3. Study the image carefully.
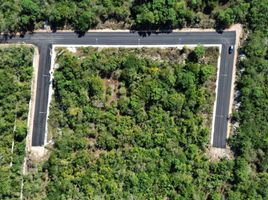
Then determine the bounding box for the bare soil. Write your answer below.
[104,78,120,105]
[209,147,233,161]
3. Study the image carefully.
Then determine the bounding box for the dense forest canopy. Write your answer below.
[0,0,267,199]
[0,46,33,199]
[0,0,266,32]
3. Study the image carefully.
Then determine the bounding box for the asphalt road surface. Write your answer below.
[1,31,235,148]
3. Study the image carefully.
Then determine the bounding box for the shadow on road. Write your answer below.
[135,30,173,37]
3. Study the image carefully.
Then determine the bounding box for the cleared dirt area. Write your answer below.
[209,147,233,161]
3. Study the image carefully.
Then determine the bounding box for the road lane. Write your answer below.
[31,44,51,146]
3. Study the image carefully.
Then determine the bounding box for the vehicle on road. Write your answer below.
[229,45,234,54]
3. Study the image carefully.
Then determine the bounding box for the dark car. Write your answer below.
[229,45,234,54]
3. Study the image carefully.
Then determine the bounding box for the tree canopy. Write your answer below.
[1,0,268,199]
[0,46,33,199]
[0,0,267,33]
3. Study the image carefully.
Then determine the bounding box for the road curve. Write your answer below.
[2,31,236,148]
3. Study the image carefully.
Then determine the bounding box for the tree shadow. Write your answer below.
[132,28,173,37]
[74,30,86,38]
[0,33,8,43]
[19,32,26,38]
[50,20,66,33]
[203,6,213,15]
[187,52,198,63]
[214,19,228,34]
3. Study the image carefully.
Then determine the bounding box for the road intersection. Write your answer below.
[1,31,236,148]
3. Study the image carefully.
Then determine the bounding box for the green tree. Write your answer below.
[19,0,41,31]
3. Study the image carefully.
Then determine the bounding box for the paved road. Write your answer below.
[1,31,235,148]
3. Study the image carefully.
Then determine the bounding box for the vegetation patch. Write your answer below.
[0,46,33,199]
